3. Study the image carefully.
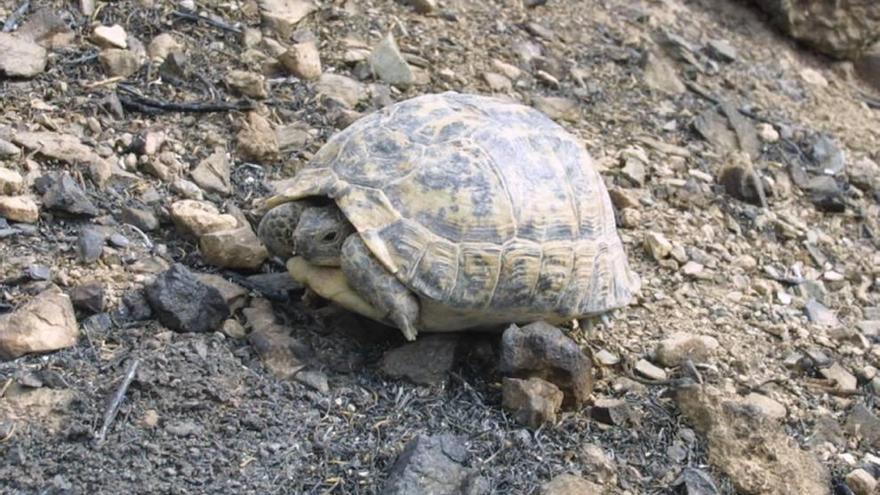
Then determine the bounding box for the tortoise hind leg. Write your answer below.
[340,234,420,341]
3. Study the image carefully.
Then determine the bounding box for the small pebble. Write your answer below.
[634,359,667,381]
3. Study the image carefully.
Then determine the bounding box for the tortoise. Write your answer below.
[257,91,639,341]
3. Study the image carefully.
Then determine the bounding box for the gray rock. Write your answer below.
[621,157,647,187]
[383,434,483,495]
[677,467,720,495]
[190,149,232,196]
[165,420,203,437]
[0,138,21,158]
[846,404,880,448]
[315,73,367,109]
[694,108,738,151]
[108,233,129,248]
[70,282,105,313]
[635,359,667,380]
[591,398,639,426]
[120,206,159,231]
[848,158,880,192]
[145,263,230,333]
[406,0,436,14]
[25,265,52,281]
[806,176,845,212]
[0,33,48,78]
[159,51,187,81]
[705,39,737,62]
[243,272,304,300]
[369,33,415,88]
[642,52,685,94]
[805,299,840,326]
[113,289,153,323]
[819,362,857,391]
[499,322,592,407]
[380,335,458,385]
[294,370,329,393]
[809,134,846,175]
[194,273,249,312]
[77,226,107,263]
[42,173,100,216]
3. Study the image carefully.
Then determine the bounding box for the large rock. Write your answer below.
[749,0,880,60]
[383,434,483,495]
[675,383,829,494]
[0,286,78,360]
[145,264,230,333]
[0,33,48,78]
[499,322,593,407]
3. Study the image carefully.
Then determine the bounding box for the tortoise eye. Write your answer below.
[321,232,338,243]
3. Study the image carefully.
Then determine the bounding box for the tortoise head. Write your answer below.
[257,200,354,267]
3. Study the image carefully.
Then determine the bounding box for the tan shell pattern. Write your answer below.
[273,92,640,319]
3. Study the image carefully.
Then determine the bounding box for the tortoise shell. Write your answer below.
[267,91,639,329]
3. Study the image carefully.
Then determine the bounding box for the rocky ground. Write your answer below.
[1,0,880,493]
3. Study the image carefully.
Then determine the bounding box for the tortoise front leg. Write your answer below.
[340,234,420,341]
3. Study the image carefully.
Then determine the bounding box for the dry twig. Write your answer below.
[117,84,253,114]
[171,9,241,34]
[2,0,30,33]
[94,358,140,446]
